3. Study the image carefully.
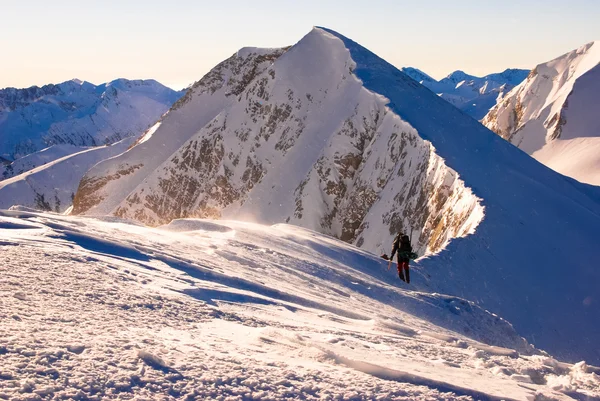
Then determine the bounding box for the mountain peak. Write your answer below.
[483,39,600,183]
[438,70,477,86]
[483,68,530,86]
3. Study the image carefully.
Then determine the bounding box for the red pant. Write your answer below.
[397,260,410,283]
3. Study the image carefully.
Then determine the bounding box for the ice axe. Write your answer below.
[380,249,393,270]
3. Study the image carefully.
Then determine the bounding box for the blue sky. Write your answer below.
[2,0,599,89]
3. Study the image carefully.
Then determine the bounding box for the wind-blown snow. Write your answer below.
[1,209,598,400]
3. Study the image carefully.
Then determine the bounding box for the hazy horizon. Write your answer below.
[2,0,600,91]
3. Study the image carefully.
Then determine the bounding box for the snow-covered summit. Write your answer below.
[439,70,472,86]
[75,27,481,259]
[485,68,531,86]
[0,78,183,161]
[482,40,600,185]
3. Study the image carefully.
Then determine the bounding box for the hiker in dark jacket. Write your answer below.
[388,233,412,283]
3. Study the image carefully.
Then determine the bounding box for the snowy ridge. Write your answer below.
[401,67,437,84]
[1,209,598,400]
[483,41,600,184]
[0,138,134,212]
[0,78,183,161]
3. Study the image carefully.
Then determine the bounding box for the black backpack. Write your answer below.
[399,234,412,252]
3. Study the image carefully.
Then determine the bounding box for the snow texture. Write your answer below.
[1,209,598,400]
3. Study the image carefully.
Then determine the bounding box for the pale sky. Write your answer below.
[2,0,599,90]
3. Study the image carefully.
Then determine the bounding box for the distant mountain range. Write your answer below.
[402,67,530,120]
[0,78,183,212]
[0,78,183,162]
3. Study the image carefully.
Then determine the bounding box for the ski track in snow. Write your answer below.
[1,210,598,400]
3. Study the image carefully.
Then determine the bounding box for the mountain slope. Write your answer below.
[1,144,90,180]
[72,47,289,222]
[72,27,600,364]
[2,209,598,400]
[0,79,182,161]
[319,27,600,364]
[0,138,134,212]
[482,41,600,185]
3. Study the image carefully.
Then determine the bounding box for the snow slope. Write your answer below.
[0,138,134,212]
[532,137,600,185]
[0,79,183,161]
[403,68,529,120]
[1,209,598,400]
[71,27,600,364]
[483,41,600,185]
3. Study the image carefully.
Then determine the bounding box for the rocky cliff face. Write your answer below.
[73,29,483,257]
